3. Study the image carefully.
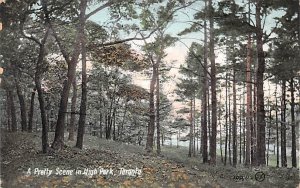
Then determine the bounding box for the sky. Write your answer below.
[86,1,290,120]
[87,1,202,108]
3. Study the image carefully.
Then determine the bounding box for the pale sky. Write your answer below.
[86,1,289,120]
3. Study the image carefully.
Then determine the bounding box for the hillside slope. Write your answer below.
[0,132,299,188]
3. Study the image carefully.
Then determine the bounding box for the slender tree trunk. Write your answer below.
[156,66,161,155]
[208,0,217,165]
[290,78,297,167]
[112,106,117,141]
[224,71,229,165]
[120,101,128,140]
[193,97,196,156]
[281,80,287,167]
[35,28,50,153]
[275,84,279,167]
[36,77,49,153]
[243,84,246,164]
[208,90,211,142]
[201,0,208,163]
[146,64,156,153]
[6,90,12,131]
[188,98,194,157]
[99,112,103,138]
[266,98,271,166]
[245,34,252,166]
[255,0,266,166]
[232,64,237,167]
[228,91,232,165]
[28,88,36,132]
[15,80,27,131]
[8,93,17,132]
[219,92,223,163]
[239,93,243,164]
[75,0,88,149]
[69,79,77,141]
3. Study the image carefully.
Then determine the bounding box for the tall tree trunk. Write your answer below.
[193,97,196,156]
[35,77,48,153]
[266,98,271,166]
[245,0,253,166]
[120,101,128,140]
[275,84,279,167]
[69,79,77,141]
[15,80,27,131]
[75,13,87,149]
[228,90,232,165]
[281,80,287,167]
[8,92,17,132]
[201,9,208,162]
[232,63,237,167]
[255,0,266,166]
[207,89,211,143]
[112,106,117,141]
[219,92,223,163]
[208,0,217,165]
[243,84,246,164]
[99,112,103,138]
[251,79,257,165]
[188,98,194,157]
[156,66,161,155]
[290,78,297,167]
[6,90,12,131]
[51,0,87,150]
[224,70,229,165]
[239,93,243,164]
[146,64,156,153]
[35,28,50,153]
[28,88,36,132]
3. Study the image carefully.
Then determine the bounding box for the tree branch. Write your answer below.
[85,0,115,20]
[177,39,212,78]
[101,28,158,47]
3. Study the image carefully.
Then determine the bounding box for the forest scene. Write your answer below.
[0,0,299,187]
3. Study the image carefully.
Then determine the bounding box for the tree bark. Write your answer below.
[201,5,208,162]
[232,63,237,167]
[51,0,87,150]
[245,35,252,166]
[35,29,50,153]
[255,0,266,166]
[188,98,194,157]
[275,84,279,167]
[239,93,243,164]
[146,64,156,153]
[208,0,217,165]
[228,91,232,165]
[28,88,36,132]
[219,92,223,162]
[6,90,12,131]
[290,78,297,167]
[281,80,287,167]
[120,101,128,140]
[224,70,229,165]
[75,6,87,149]
[68,79,77,141]
[251,78,257,165]
[15,80,27,131]
[156,66,161,155]
[8,90,17,132]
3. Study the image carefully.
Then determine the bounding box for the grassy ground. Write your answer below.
[1,131,299,188]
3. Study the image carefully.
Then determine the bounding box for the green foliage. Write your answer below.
[176,42,204,100]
